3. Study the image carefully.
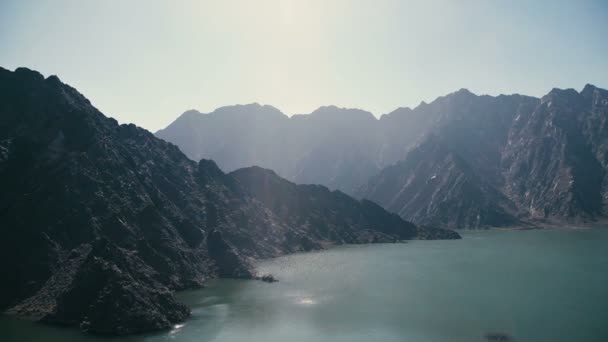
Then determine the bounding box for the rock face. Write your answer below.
[416,226,462,240]
[358,138,520,229]
[0,67,458,335]
[0,67,252,334]
[231,166,423,244]
[360,86,608,228]
[501,86,607,221]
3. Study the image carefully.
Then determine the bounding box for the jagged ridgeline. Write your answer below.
[0,67,458,335]
[359,86,608,228]
[158,85,608,228]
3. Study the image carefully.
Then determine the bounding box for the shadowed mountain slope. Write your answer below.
[232,166,432,244]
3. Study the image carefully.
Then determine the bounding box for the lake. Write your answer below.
[2,228,607,341]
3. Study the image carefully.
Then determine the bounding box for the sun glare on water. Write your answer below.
[295,297,317,305]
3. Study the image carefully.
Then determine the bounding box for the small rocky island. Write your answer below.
[484,332,514,341]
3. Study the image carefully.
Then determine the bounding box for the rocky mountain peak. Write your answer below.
[13,67,45,81]
[213,103,286,119]
[180,109,203,118]
[582,83,598,95]
[309,105,376,121]
[455,88,474,96]
[581,83,608,104]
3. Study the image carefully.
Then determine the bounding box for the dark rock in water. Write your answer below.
[416,226,462,240]
[0,67,458,335]
[255,274,278,283]
[484,331,513,341]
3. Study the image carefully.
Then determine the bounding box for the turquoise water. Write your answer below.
[2,229,608,341]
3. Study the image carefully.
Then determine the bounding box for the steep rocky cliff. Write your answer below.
[360,86,608,228]
[501,85,608,221]
[0,67,264,334]
[358,138,520,229]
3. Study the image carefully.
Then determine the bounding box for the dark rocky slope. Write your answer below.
[0,67,458,335]
[0,67,262,334]
[231,166,460,244]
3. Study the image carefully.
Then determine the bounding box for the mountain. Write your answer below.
[360,85,608,228]
[158,85,608,229]
[231,166,458,243]
[358,138,520,229]
[155,104,288,172]
[501,85,608,220]
[155,92,533,196]
[156,105,412,194]
[0,67,458,335]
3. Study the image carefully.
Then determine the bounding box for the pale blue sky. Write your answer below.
[1,0,607,131]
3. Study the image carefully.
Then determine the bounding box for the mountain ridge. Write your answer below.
[0,66,459,335]
[157,83,608,228]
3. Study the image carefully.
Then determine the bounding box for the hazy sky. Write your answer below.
[1,0,607,131]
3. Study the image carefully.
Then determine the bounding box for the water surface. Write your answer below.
[2,229,607,341]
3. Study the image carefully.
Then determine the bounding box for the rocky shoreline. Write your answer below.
[0,67,460,335]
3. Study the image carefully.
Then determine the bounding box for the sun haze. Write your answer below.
[1,0,606,131]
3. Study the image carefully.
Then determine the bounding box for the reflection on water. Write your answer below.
[294,297,316,305]
[1,228,608,342]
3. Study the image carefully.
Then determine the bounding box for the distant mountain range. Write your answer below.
[0,67,457,335]
[157,85,608,228]
[156,104,390,195]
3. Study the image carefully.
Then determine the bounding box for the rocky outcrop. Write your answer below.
[206,230,254,279]
[0,67,459,335]
[255,274,278,283]
[416,226,462,240]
